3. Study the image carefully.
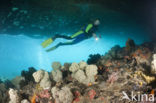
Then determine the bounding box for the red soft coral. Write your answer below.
[88,89,96,100]
[107,72,118,84]
[73,91,81,103]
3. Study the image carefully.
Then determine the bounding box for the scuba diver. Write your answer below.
[41,19,100,52]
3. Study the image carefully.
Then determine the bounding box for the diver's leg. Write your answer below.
[41,37,54,48]
[46,41,75,52]
[53,34,73,40]
[41,34,73,48]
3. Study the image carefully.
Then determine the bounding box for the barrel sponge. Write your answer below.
[39,71,51,89]
[85,65,98,77]
[52,69,63,82]
[85,76,96,84]
[21,99,30,103]
[69,63,79,73]
[51,86,73,103]
[9,88,20,103]
[52,62,62,71]
[72,69,86,83]
[33,70,45,83]
[79,61,88,70]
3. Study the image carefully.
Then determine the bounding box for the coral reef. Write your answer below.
[11,76,25,89]
[39,71,51,89]
[70,62,98,85]
[87,54,101,64]
[51,62,63,82]
[33,70,45,83]
[33,70,51,89]
[104,45,125,60]
[0,83,8,103]
[21,99,30,103]
[1,40,156,103]
[9,88,20,103]
[51,86,73,103]
[125,38,135,53]
[21,67,36,83]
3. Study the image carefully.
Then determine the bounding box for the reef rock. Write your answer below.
[51,86,73,103]
[33,70,44,83]
[0,83,6,92]
[0,83,7,102]
[9,88,20,103]
[104,45,124,60]
[125,38,135,53]
[151,54,156,74]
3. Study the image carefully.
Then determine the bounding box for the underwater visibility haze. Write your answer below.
[0,0,156,103]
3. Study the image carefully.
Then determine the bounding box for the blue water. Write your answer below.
[0,28,150,80]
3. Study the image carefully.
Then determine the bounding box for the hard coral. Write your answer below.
[9,88,20,103]
[52,62,62,71]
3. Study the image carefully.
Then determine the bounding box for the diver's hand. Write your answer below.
[92,33,99,41]
[92,33,97,38]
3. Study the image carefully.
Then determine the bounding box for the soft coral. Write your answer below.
[88,89,96,100]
